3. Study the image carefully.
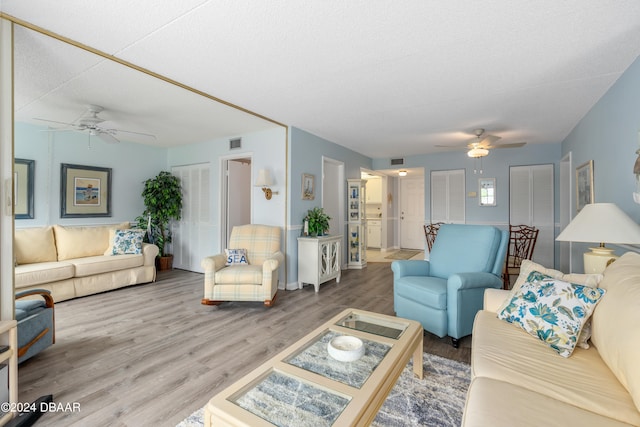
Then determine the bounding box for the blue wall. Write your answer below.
[561,55,640,270]
[15,122,166,227]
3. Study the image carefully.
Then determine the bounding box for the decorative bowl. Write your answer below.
[327,335,365,362]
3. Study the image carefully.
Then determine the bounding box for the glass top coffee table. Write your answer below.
[204,308,423,427]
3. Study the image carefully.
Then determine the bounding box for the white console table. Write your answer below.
[297,235,342,292]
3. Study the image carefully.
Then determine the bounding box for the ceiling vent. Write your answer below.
[390,158,405,166]
[229,138,242,149]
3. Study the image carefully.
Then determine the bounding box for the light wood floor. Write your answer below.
[18,262,471,427]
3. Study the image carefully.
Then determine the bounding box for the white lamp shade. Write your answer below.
[255,169,272,187]
[556,203,640,244]
[468,147,489,158]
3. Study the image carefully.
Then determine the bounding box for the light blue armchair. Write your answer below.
[392,224,508,347]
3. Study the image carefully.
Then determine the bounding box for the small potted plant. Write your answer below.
[136,171,183,270]
[304,207,331,237]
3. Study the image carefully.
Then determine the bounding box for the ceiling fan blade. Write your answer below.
[97,131,120,144]
[489,142,527,149]
[109,128,157,140]
[33,117,76,127]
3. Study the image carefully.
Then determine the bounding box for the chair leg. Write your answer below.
[264,292,278,308]
[451,337,460,348]
[201,299,222,306]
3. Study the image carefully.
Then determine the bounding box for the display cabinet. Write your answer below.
[347,179,367,269]
[297,235,342,292]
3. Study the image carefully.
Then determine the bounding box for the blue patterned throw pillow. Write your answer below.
[110,229,144,255]
[225,248,249,266]
[498,271,605,357]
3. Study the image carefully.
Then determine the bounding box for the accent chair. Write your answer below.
[201,224,284,307]
[16,289,55,364]
[392,224,508,347]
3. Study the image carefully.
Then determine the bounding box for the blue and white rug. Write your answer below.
[177,353,470,427]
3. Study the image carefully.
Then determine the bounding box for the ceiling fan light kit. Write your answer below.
[467,146,489,158]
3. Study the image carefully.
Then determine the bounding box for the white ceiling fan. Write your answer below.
[34,104,156,144]
[437,128,526,157]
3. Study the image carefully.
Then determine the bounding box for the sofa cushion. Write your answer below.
[54,222,130,260]
[463,377,632,427]
[15,227,57,264]
[108,229,145,255]
[497,273,605,357]
[591,251,640,411]
[70,254,143,277]
[15,300,45,321]
[15,261,75,288]
[394,276,447,309]
[215,265,263,285]
[471,310,640,425]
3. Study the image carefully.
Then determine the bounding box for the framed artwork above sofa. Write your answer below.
[60,163,112,218]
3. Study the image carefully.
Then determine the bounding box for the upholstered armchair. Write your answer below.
[201,224,284,307]
[16,289,55,364]
[392,224,508,347]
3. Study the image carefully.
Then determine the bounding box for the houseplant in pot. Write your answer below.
[136,171,183,270]
[304,207,331,236]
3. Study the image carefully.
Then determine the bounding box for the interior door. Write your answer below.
[400,177,425,249]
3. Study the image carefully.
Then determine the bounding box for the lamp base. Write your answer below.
[583,246,618,274]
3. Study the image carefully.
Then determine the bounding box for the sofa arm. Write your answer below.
[142,243,159,266]
[447,272,503,291]
[391,260,430,278]
[201,254,227,273]
[263,251,285,272]
[484,288,511,313]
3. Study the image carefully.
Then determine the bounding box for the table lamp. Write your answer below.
[556,203,640,273]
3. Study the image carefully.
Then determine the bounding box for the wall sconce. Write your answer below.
[255,169,279,200]
[398,170,407,177]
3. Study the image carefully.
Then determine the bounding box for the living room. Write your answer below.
[2,2,640,426]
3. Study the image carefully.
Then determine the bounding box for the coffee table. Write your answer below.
[204,308,423,427]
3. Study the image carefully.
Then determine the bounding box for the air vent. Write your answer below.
[229,138,242,149]
[390,158,404,166]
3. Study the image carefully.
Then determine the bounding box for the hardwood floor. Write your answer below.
[17,262,471,427]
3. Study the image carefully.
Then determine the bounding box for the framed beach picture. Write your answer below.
[14,158,34,219]
[302,173,315,200]
[576,160,594,212]
[61,163,112,217]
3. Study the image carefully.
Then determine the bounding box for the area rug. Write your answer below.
[385,249,422,260]
[177,353,470,427]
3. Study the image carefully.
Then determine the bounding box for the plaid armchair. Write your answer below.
[201,224,284,307]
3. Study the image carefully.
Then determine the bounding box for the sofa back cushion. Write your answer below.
[429,224,506,278]
[591,251,640,411]
[15,226,57,264]
[228,224,281,265]
[54,222,130,260]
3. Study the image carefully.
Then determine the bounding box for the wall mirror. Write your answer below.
[479,178,496,206]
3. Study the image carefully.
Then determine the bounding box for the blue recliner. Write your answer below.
[16,289,55,364]
[391,224,508,347]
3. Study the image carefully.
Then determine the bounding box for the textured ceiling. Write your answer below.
[3,1,640,156]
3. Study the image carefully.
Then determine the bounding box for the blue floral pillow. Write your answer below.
[110,229,144,255]
[225,248,249,266]
[498,271,606,357]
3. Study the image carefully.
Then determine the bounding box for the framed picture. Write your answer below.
[576,160,594,212]
[478,177,496,206]
[14,158,34,219]
[302,173,315,200]
[61,163,112,218]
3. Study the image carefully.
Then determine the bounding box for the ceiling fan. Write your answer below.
[437,128,526,157]
[34,104,156,144]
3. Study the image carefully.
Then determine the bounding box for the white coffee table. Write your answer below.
[204,308,423,427]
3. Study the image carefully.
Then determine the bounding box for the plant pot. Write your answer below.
[156,255,174,271]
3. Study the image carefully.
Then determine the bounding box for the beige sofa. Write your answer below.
[15,223,159,302]
[462,252,640,427]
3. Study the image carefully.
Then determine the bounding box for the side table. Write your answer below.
[297,235,342,292]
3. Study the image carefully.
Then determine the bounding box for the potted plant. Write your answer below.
[136,171,183,270]
[304,207,331,236]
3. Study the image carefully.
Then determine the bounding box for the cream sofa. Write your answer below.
[462,252,640,427]
[15,223,159,302]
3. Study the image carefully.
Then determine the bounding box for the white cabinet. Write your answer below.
[347,179,367,269]
[297,235,342,292]
[366,178,382,203]
[0,321,17,427]
[367,220,381,248]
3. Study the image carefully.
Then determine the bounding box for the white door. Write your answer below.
[171,163,214,273]
[431,169,465,223]
[510,164,555,268]
[400,177,425,249]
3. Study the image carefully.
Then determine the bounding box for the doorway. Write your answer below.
[221,156,252,248]
[400,175,425,249]
[559,153,572,271]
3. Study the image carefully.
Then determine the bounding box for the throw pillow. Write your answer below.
[225,248,249,266]
[500,260,603,349]
[498,271,605,358]
[108,229,145,255]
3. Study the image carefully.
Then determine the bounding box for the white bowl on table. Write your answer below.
[327,335,365,362]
